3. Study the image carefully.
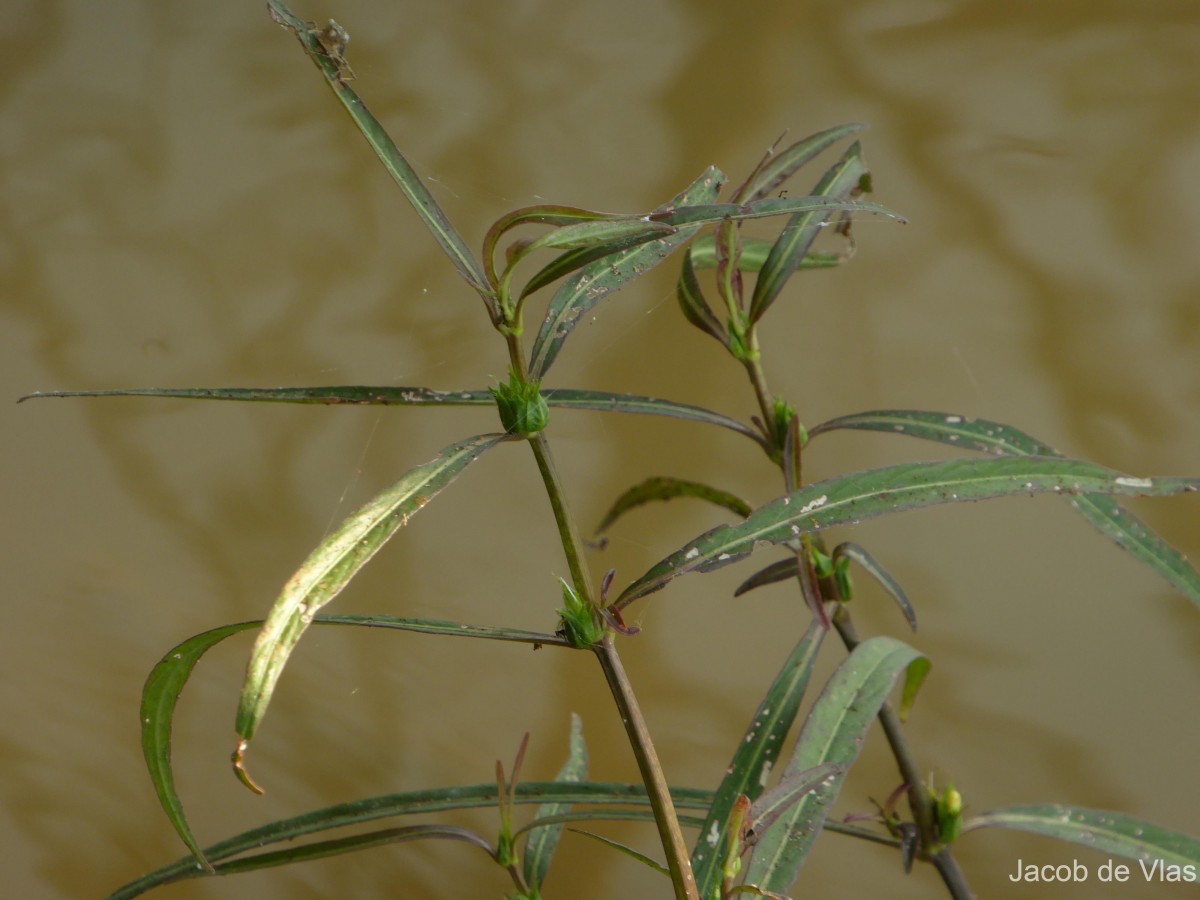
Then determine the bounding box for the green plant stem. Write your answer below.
[527,433,593,601]
[520,393,696,898]
[832,608,975,900]
[593,635,700,900]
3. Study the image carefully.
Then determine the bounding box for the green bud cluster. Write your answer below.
[490,369,550,437]
[556,578,604,648]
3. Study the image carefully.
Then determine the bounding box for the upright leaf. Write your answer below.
[234,433,507,789]
[529,166,727,377]
[749,141,869,324]
[691,622,826,897]
[742,637,926,892]
[617,457,1200,609]
[266,1,491,294]
[523,714,589,891]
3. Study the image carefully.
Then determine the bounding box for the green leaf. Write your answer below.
[523,714,588,891]
[677,245,727,344]
[733,123,866,203]
[964,805,1200,870]
[266,1,490,295]
[688,236,845,274]
[141,614,565,868]
[595,476,752,535]
[482,205,615,288]
[749,141,868,325]
[733,559,798,598]
[521,231,675,301]
[691,622,826,897]
[142,623,261,873]
[617,457,1200,609]
[529,166,727,378]
[649,195,905,230]
[567,830,670,877]
[18,386,764,446]
[743,637,926,892]
[810,410,1200,611]
[111,780,716,898]
[832,542,917,631]
[234,433,507,786]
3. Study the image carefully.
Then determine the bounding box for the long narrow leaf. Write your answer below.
[234,433,507,786]
[140,615,566,867]
[743,637,926,891]
[810,410,1200,611]
[112,781,717,898]
[749,141,868,324]
[19,386,764,446]
[964,805,1200,870]
[649,196,905,229]
[617,457,1200,609]
[596,476,752,535]
[688,236,845,274]
[734,123,866,204]
[523,713,589,891]
[266,1,490,294]
[691,622,826,896]
[529,166,727,378]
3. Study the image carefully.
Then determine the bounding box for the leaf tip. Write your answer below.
[232,738,266,795]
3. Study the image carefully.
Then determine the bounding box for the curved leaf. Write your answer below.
[832,542,917,632]
[596,476,752,535]
[141,615,566,865]
[482,205,614,288]
[691,622,826,896]
[734,558,798,598]
[529,166,727,378]
[743,637,926,892]
[266,1,490,295]
[677,244,726,343]
[617,456,1200,609]
[235,433,507,786]
[963,805,1200,870]
[810,410,1200,611]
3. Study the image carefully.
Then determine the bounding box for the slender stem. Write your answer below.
[527,433,593,601]
[594,636,700,900]
[833,609,975,900]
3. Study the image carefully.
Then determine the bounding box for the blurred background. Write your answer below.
[4,1,1198,897]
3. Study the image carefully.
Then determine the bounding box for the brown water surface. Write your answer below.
[5,2,1198,898]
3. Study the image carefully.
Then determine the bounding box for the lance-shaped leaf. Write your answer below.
[691,622,826,897]
[234,433,506,787]
[617,457,1200,609]
[595,476,752,535]
[496,214,677,304]
[521,230,678,300]
[19,386,764,447]
[743,637,927,892]
[749,141,869,325]
[733,123,866,204]
[523,713,588,891]
[648,195,904,230]
[676,244,726,343]
[142,614,566,864]
[688,236,845,274]
[810,410,1200,612]
[266,1,490,295]
[529,166,727,378]
[963,805,1200,870]
[482,205,615,288]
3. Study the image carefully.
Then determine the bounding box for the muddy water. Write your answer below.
[5,2,1198,898]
